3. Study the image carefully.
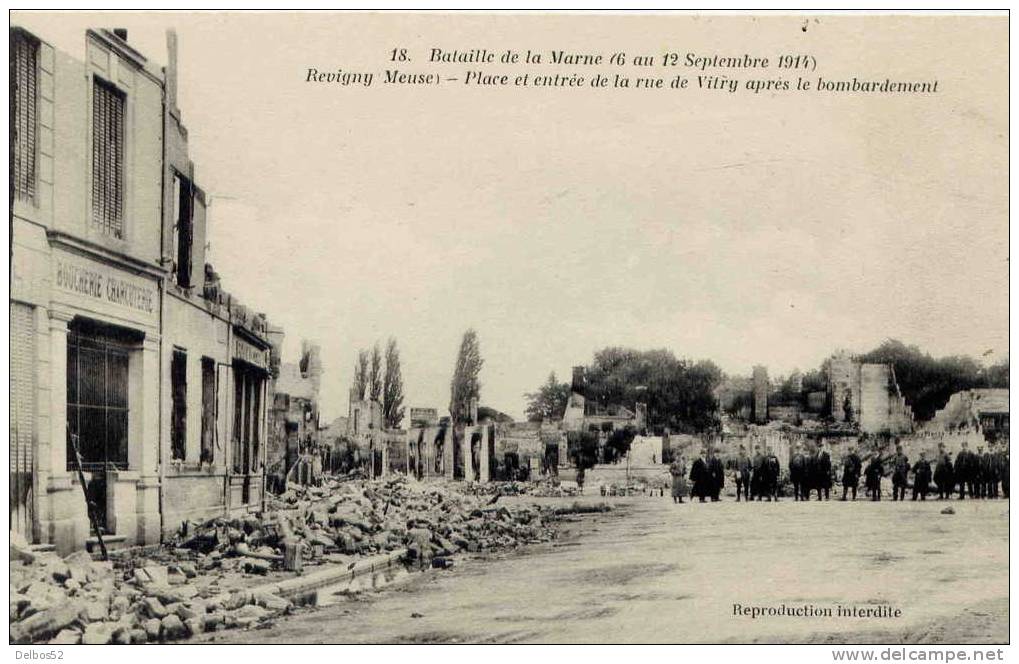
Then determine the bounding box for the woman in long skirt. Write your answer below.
[669,455,689,503]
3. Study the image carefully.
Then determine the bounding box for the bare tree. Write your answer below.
[383,337,406,429]
[449,328,483,424]
[353,349,370,400]
[369,342,382,402]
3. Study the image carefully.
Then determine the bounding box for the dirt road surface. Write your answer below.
[200,495,1008,644]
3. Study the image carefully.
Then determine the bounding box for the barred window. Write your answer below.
[67,331,130,472]
[12,30,39,202]
[91,78,125,238]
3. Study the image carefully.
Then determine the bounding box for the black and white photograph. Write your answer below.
[7,8,1010,653]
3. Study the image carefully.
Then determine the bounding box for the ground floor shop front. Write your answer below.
[10,236,272,554]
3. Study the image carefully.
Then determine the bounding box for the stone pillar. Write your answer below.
[442,428,454,479]
[135,334,162,546]
[478,427,490,484]
[43,310,87,554]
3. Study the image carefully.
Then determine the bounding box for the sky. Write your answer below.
[14,12,1008,421]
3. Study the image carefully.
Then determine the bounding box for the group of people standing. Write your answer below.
[666,438,1009,504]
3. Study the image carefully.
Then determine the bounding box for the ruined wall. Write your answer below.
[828,353,861,423]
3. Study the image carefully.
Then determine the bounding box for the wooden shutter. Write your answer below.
[91,78,125,238]
[12,30,38,202]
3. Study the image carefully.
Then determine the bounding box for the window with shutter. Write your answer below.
[12,30,39,203]
[91,78,126,238]
[173,173,194,288]
[171,350,187,461]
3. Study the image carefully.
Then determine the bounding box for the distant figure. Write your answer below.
[979,444,995,499]
[865,454,884,501]
[789,443,807,501]
[689,448,711,503]
[955,441,976,499]
[576,467,585,495]
[707,448,725,502]
[912,451,932,501]
[812,441,832,501]
[735,445,753,502]
[975,444,987,498]
[891,444,910,502]
[765,445,781,501]
[988,441,1003,498]
[841,445,862,501]
[669,455,688,504]
[751,444,766,501]
[1000,444,1010,498]
[933,445,954,500]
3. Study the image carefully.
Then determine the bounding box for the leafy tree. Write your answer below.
[580,347,723,434]
[567,430,600,471]
[368,343,382,402]
[983,358,1009,388]
[382,338,405,429]
[353,349,370,400]
[449,328,483,424]
[524,372,571,422]
[605,425,637,463]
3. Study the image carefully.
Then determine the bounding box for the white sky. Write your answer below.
[14,12,1008,421]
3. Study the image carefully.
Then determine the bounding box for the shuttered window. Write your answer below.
[91,78,125,238]
[12,30,39,202]
[170,350,187,461]
[172,174,194,288]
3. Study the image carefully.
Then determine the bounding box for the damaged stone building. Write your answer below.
[10,26,278,553]
[266,340,322,489]
[826,351,914,434]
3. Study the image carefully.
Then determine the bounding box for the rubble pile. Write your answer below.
[250,476,562,561]
[463,478,581,498]
[10,477,566,644]
[10,533,294,645]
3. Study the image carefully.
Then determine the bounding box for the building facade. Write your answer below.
[10,26,277,553]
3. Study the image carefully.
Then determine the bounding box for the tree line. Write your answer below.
[351,338,405,429]
[524,340,1009,432]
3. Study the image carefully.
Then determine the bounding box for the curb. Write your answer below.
[252,548,409,598]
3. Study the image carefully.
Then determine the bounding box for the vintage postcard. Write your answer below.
[7,9,1009,653]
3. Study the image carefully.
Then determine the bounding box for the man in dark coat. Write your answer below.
[735,445,753,502]
[764,445,781,501]
[979,444,996,499]
[707,448,725,502]
[933,445,954,500]
[789,443,807,501]
[751,444,766,501]
[1000,443,1010,498]
[955,441,975,499]
[989,441,1004,498]
[891,444,910,501]
[841,445,862,501]
[911,451,932,501]
[689,448,710,502]
[812,441,832,501]
[865,454,884,501]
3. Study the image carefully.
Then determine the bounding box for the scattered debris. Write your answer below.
[10,477,571,644]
